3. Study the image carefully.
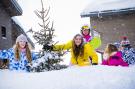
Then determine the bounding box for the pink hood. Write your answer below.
[83,35,92,42]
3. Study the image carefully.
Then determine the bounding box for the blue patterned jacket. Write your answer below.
[0,48,38,71]
[122,48,135,65]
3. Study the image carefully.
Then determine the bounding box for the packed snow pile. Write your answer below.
[0,65,135,89]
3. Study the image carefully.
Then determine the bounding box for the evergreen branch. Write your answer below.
[44,21,50,29]
[34,10,42,19]
[38,23,44,28]
[44,6,50,18]
[45,17,50,22]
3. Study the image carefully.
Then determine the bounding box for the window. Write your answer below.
[1,26,6,38]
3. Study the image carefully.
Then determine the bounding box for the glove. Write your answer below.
[92,63,98,65]
[42,44,53,50]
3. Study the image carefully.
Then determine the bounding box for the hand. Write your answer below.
[92,63,98,65]
[42,44,53,50]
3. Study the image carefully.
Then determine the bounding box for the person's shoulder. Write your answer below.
[116,51,122,56]
[128,48,135,54]
[2,48,14,52]
[84,43,93,49]
[130,48,135,51]
[1,48,14,55]
[84,43,91,46]
[117,51,122,54]
[8,48,15,52]
[9,48,14,50]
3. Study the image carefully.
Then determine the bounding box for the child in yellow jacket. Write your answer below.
[43,34,98,66]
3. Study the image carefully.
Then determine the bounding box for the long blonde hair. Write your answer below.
[104,43,118,57]
[14,42,32,63]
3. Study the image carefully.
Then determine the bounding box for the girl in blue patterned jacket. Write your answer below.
[0,34,38,72]
[120,36,135,65]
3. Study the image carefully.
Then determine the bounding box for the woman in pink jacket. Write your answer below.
[102,44,128,66]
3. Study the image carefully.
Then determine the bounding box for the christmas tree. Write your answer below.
[27,0,68,72]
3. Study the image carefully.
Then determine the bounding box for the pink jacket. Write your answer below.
[102,51,128,66]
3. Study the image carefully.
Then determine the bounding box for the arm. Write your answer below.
[31,52,39,61]
[0,48,13,60]
[53,40,72,51]
[102,60,108,65]
[102,53,109,65]
[89,36,101,50]
[117,51,128,66]
[86,44,98,64]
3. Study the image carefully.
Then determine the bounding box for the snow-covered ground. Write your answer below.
[0,65,135,89]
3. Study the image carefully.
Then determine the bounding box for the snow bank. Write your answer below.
[0,65,135,89]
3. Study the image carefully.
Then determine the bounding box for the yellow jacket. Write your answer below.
[53,41,98,66]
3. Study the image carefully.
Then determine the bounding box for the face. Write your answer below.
[119,46,124,51]
[74,35,82,46]
[82,29,89,35]
[18,41,27,49]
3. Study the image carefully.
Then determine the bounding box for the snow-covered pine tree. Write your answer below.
[26,0,68,72]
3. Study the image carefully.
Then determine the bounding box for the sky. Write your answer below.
[0,65,135,89]
[16,0,91,51]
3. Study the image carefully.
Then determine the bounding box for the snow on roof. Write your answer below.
[81,0,135,17]
[11,17,24,29]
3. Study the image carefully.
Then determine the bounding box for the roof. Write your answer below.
[81,0,135,17]
[0,0,22,16]
[11,17,35,49]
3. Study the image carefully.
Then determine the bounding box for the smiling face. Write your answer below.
[74,35,83,46]
[18,41,27,49]
[82,29,90,36]
[16,34,28,49]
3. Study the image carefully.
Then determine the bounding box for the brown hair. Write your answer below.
[104,43,118,56]
[14,42,32,63]
[72,34,84,59]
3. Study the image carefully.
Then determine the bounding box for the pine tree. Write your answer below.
[26,0,68,72]
[30,0,54,45]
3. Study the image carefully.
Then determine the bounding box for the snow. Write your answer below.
[1,65,135,89]
[11,17,24,30]
[81,0,135,15]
